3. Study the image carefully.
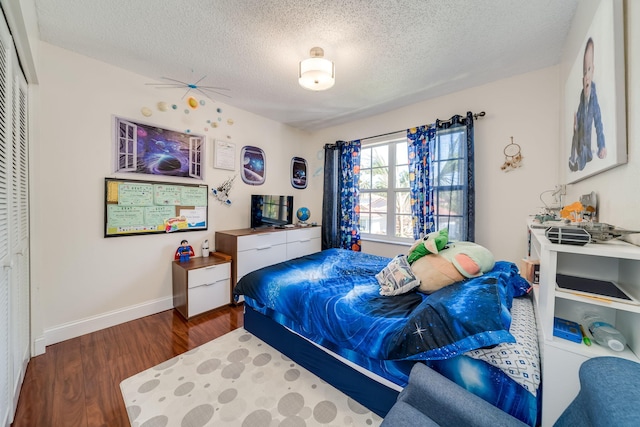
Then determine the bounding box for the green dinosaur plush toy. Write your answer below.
[407,228,449,264]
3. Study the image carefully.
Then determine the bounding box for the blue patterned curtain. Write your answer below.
[408,126,436,239]
[340,140,361,251]
[321,140,361,251]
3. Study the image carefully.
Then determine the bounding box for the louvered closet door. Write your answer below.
[0,14,12,427]
[0,12,29,426]
[9,60,29,420]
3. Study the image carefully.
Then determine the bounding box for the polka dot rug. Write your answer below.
[120,328,383,426]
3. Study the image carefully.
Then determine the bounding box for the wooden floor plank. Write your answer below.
[51,338,89,427]
[12,305,244,426]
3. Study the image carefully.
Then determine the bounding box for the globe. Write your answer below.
[296,207,310,223]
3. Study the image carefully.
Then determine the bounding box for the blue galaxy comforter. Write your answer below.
[234,248,530,361]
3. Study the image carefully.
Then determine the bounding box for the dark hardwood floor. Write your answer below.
[11,305,244,427]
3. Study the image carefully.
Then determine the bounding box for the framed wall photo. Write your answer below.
[240,145,266,185]
[291,157,307,189]
[214,140,236,170]
[113,116,205,180]
[563,0,627,183]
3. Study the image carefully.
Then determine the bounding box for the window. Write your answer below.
[359,125,469,243]
[431,127,469,241]
[359,134,412,242]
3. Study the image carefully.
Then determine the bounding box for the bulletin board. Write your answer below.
[105,178,208,237]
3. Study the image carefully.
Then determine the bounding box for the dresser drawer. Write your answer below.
[236,246,286,279]
[188,279,229,316]
[188,263,230,289]
[286,227,321,242]
[286,238,321,260]
[237,232,286,252]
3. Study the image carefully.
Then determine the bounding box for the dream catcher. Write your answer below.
[501,136,523,172]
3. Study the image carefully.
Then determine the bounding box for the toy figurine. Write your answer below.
[175,239,195,262]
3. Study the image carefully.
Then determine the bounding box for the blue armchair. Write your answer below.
[381,363,528,426]
[554,356,640,427]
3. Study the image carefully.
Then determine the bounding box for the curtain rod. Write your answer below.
[359,111,486,142]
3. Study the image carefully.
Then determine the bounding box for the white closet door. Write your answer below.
[0,11,29,425]
[0,14,12,426]
[9,62,29,419]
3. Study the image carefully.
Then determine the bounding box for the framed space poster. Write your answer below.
[563,0,626,183]
[241,145,266,185]
[291,157,307,189]
[113,116,205,180]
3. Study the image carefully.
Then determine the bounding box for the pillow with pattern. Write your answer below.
[376,255,421,296]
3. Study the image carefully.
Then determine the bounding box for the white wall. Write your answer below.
[311,67,561,262]
[31,42,321,349]
[560,0,640,238]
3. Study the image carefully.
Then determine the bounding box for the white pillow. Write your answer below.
[376,255,421,296]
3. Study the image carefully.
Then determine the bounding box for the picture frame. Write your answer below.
[113,116,205,180]
[240,145,266,185]
[291,157,308,189]
[104,177,208,238]
[214,140,236,170]
[563,0,626,183]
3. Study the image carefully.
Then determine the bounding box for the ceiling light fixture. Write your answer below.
[298,47,335,91]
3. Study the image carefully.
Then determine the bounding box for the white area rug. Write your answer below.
[120,328,383,426]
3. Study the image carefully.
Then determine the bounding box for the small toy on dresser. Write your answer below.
[175,239,195,262]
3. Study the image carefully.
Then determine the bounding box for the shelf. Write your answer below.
[546,335,639,362]
[555,286,640,313]
[530,226,640,260]
[528,220,640,426]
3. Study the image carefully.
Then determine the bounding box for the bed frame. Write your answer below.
[243,304,400,417]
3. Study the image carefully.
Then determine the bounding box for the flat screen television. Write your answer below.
[251,195,294,229]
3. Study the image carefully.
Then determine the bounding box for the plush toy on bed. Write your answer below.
[407,227,450,263]
[376,228,495,296]
[408,229,495,294]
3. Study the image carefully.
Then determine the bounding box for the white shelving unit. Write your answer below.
[527,224,640,426]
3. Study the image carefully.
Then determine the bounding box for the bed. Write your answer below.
[234,248,541,426]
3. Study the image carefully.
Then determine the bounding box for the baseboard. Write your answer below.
[33,336,46,356]
[43,296,174,349]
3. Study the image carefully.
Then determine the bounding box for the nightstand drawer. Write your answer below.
[188,279,229,316]
[188,263,230,289]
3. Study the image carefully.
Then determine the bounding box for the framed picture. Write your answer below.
[214,140,236,170]
[104,177,208,238]
[113,116,205,180]
[563,0,626,183]
[240,145,266,185]
[291,157,307,189]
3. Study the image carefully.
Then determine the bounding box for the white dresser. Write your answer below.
[215,226,322,299]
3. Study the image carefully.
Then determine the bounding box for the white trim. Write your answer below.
[32,336,45,356]
[42,296,174,349]
[360,236,412,246]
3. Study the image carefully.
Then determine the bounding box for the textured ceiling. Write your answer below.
[34,0,578,131]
